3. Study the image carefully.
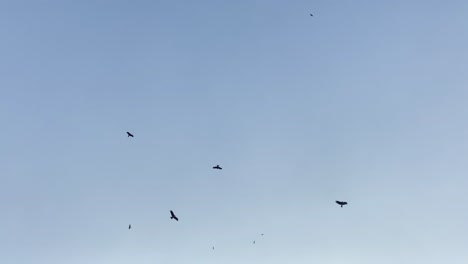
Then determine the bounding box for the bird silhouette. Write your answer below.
[310,13,313,16]
[127,132,134,137]
[128,224,131,229]
[213,165,222,170]
[336,201,348,207]
[170,210,179,221]
[253,240,256,244]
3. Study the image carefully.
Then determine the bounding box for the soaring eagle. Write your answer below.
[170,210,179,221]
[212,165,222,170]
[336,201,348,208]
[127,132,134,137]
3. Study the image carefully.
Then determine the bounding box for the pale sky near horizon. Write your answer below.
[1,1,468,263]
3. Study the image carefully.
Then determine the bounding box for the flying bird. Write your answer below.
[253,240,256,244]
[127,132,134,137]
[213,165,222,170]
[170,210,179,221]
[336,201,348,207]
[128,224,131,229]
[310,13,313,16]
[212,247,215,250]
[261,234,264,236]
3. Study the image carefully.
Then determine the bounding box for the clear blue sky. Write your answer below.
[1,0,468,263]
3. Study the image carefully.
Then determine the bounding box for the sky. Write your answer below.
[1,0,468,263]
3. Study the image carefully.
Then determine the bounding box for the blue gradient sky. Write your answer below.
[1,1,468,263]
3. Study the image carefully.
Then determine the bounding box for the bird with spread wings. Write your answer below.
[170,210,179,221]
[336,201,348,207]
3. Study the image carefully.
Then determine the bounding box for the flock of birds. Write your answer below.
[125,131,348,249]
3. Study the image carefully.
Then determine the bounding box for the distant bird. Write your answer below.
[261,234,264,236]
[127,132,134,137]
[310,13,313,16]
[212,247,215,250]
[253,240,256,244]
[128,224,131,229]
[170,210,179,221]
[213,165,222,170]
[336,201,348,207]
